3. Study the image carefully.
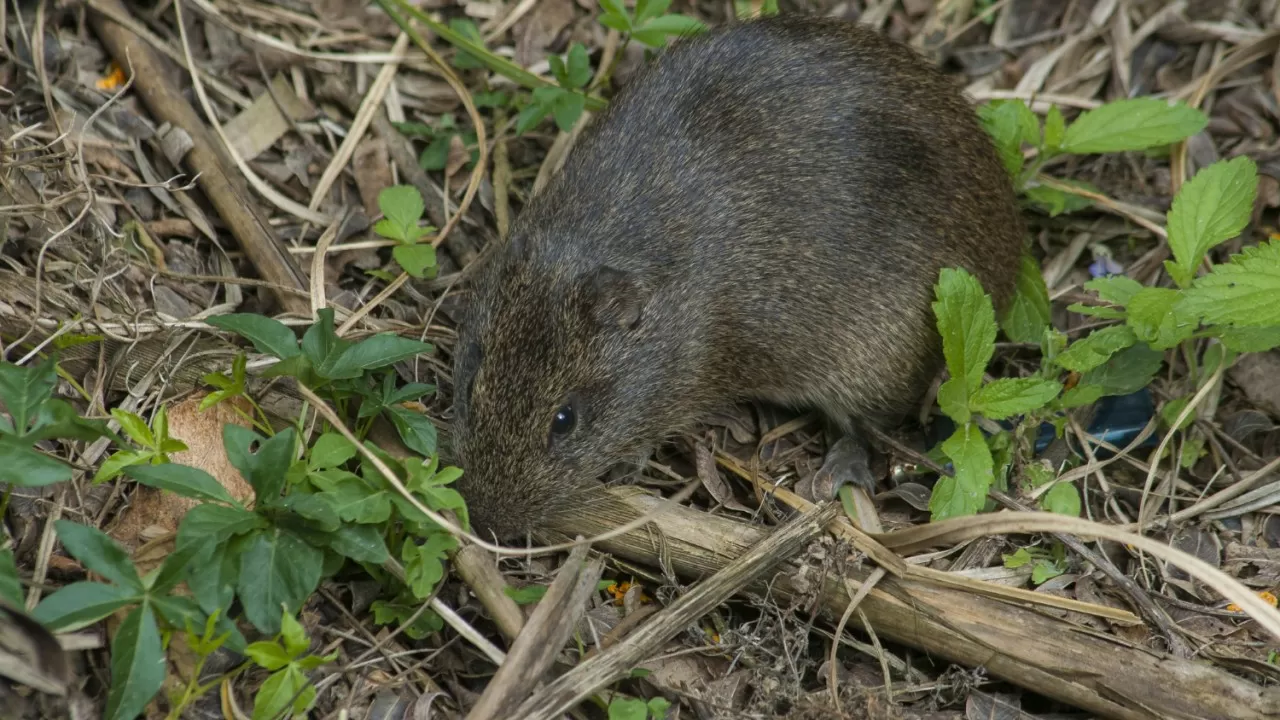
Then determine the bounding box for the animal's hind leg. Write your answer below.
[800,421,879,501]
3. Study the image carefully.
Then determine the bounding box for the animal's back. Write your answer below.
[512,15,1025,425]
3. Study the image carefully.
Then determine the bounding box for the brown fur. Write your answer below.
[450,15,1026,539]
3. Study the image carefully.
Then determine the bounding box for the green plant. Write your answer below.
[597,0,707,49]
[1002,544,1068,585]
[607,694,671,720]
[94,404,189,483]
[245,609,337,720]
[516,42,594,134]
[371,185,438,279]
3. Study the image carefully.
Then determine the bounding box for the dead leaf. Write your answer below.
[695,438,751,514]
[514,0,575,67]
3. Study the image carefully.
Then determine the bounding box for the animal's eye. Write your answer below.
[549,402,577,438]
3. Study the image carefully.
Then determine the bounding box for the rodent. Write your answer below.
[449,14,1026,540]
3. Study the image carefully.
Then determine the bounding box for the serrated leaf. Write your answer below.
[1084,275,1144,305]
[0,435,73,486]
[1042,482,1081,516]
[1059,98,1207,154]
[1125,287,1196,349]
[1000,254,1051,344]
[393,243,437,278]
[237,531,323,635]
[1216,325,1280,352]
[1165,155,1258,287]
[104,604,165,720]
[207,314,301,360]
[1178,239,1280,328]
[930,424,993,521]
[932,268,997,410]
[1054,325,1137,372]
[971,378,1062,419]
[55,520,142,592]
[978,99,1039,176]
[125,464,239,506]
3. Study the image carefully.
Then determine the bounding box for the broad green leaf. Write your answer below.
[1178,239,1280,328]
[932,267,997,406]
[110,409,155,449]
[182,540,239,618]
[300,308,345,370]
[1041,482,1081,516]
[936,377,970,424]
[1164,155,1258,287]
[320,477,393,524]
[551,91,586,132]
[930,423,994,521]
[0,548,21,608]
[0,357,56,435]
[1055,383,1105,409]
[55,520,142,592]
[377,186,424,238]
[1216,325,1280,352]
[32,581,135,631]
[150,595,205,637]
[515,102,549,135]
[253,666,315,720]
[149,542,205,595]
[392,244,437,278]
[327,523,389,564]
[634,0,672,24]
[277,493,341,532]
[1000,254,1052,344]
[245,641,291,671]
[94,449,150,485]
[599,12,632,33]
[26,399,114,444]
[971,378,1062,419]
[224,425,296,503]
[0,435,73,486]
[1084,275,1144,305]
[104,604,165,720]
[608,697,648,720]
[597,0,630,26]
[125,464,239,506]
[176,503,263,549]
[548,54,569,88]
[207,314,301,360]
[387,405,439,456]
[322,334,434,379]
[237,531,323,635]
[1059,98,1207,154]
[1126,287,1197,349]
[1054,325,1137,373]
[1080,342,1164,396]
[309,433,358,470]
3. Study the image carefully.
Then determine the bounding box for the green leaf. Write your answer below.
[638,11,707,37]
[309,433,358,470]
[1055,383,1105,409]
[25,398,115,445]
[1084,275,1144,305]
[1080,342,1164,396]
[1054,325,1138,373]
[931,423,993,521]
[551,91,586,133]
[936,377,970,424]
[0,548,21,608]
[31,581,135,631]
[1125,287,1196,349]
[124,464,239,506]
[1042,105,1065,151]
[301,308,346,370]
[1216,325,1280,352]
[104,604,165,720]
[322,334,434,379]
[327,523,389,564]
[417,135,451,171]
[503,584,549,605]
[0,356,56,435]
[387,405,438,457]
[277,493,341,532]
[149,541,204,595]
[207,314,301,360]
[548,54,569,88]
[565,43,592,88]
[245,641,291,671]
[971,378,1062,419]
[392,244,438,279]
[597,0,631,27]
[403,531,457,599]
[978,99,1038,176]
[237,531,324,635]
[177,503,263,548]
[253,666,317,720]
[1000,254,1051,344]
[634,0,671,24]
[378,185,427,242]
[320,477,393,524]
[648,697,672,719]
[94,449,150,484]
[182,541,239,617]
[1178,239,1280,328]
[515,102,550,135]
[599,12,632,33]
[1059,98,1207,154]
[110,409,155,449]
[280,610,309,657]
[224,425,296,503]
[609,697,648,720]
[932,268,997,416]
[0,435,73,486]
[150,595,205,638]
[55,520,142,592]
[1160,396,1197,432]
[448,18,486,70]
[1164,156,1258,287]
[1041,482,1081,516]
[1023,185,1095,216]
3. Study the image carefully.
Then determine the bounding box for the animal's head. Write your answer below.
[449,245,685,540]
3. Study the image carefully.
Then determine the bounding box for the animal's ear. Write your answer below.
[586,266,647,330]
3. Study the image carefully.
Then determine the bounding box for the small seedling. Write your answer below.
[373,185,438,279]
